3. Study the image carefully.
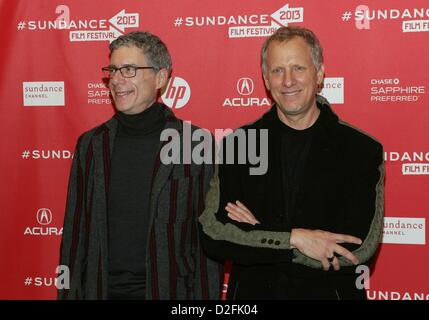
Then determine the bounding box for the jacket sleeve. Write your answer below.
[199,163,294,266]
[57,136,87,299]
[200,143,385,269]
[292,143,384,268]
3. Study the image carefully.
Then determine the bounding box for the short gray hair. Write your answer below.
[109,31,172,75]
[261,26,323,73]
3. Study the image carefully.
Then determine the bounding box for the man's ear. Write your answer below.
[156,68,169,90]
[262,72,271,91]
[317,64,325,87]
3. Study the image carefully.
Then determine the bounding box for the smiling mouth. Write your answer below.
[115,90,133,97]
[282,90,301,96]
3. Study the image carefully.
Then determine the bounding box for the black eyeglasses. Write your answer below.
[101,65,155,78]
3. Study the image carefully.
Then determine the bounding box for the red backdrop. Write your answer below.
[1,0,428,300]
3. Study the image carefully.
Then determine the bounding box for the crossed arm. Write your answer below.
[199,159,384,271]
[226,200,361,270]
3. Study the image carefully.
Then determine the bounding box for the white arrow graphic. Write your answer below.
[271,4,304,26]
[109,9,139,32]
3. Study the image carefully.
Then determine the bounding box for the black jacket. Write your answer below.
[199,97,384,299]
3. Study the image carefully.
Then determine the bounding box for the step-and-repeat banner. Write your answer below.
[1,0,428,300]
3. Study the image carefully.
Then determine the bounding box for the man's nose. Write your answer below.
[283,69,295,87]
[110,69,126,84]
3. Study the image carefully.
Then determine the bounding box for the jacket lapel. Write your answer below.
[150,107,183,203]
[90,118,117,295]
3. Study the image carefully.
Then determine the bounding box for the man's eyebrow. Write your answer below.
[107,63,137,68]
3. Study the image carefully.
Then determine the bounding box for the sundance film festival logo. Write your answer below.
[24,265,70,289]
[173,3,303,38]
[384,151,429,175]
[23,82,64,107]
[20,149,73,160]
[370,78,425,103]
[24,208,63,236]
[70,9,138,42]
[382,217,425,245]
[367,290,429,300]
[341,5,429,33]
[161,76,191,109]
[223,77,270,107]
[16,5,139,42]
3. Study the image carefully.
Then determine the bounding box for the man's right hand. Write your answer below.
[290,228,362,271]
[225,201,362,271]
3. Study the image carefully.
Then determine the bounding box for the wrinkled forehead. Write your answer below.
[109,45,148,65]
[267,38,313,60]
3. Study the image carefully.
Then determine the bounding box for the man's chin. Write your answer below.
[114,104,131,113]
[277,104,303,115]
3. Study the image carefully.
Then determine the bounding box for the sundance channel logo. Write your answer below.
[382,217,425,245]
[319,77,344,104]
[23,81,65,106]
[24,208,63,236]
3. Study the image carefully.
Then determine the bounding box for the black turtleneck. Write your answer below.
[107,102,165,299]
[274,106,324,228]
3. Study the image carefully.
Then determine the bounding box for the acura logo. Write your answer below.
[237,78,254,96]
[36,208,52,225]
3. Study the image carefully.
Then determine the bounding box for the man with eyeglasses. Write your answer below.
[59,31,221,300]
